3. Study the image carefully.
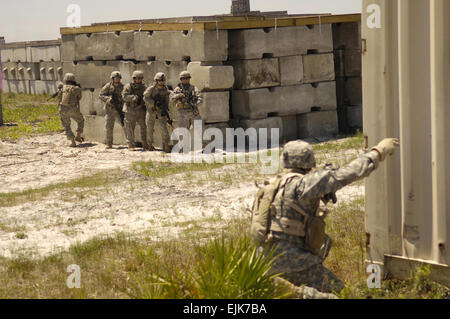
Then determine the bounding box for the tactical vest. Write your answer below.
[61,85,80,107]
[250,173,326,256]
[175,84,195,110]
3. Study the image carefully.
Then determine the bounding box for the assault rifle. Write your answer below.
[131,83,144,106]
[110,94,125,126]
[178,84,200,117]
[155,99,173,127]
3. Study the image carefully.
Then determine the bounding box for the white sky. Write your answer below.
[0,0,362,42]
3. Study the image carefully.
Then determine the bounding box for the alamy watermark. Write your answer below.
[366,4,382,29]
[66,4,81,28]
[66,264,81,289]
[169,121,280,175]
[366,264,381,289]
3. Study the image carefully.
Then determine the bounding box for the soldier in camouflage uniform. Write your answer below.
[58,73,84,147]
[99,71,126,149]
[170,71,202,131]
[250,138,399,295]
[144,72,172,153]
[122,70,149,151]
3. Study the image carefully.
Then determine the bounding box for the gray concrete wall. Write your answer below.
[1,41,62,94]
[332,21,363,133]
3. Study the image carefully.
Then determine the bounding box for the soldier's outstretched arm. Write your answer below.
[299,138,399,200]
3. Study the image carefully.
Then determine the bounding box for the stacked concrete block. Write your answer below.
[228,25,333,60]
[297,111,339,138]
[228,24,339,142]
[333,22,362,133]
[0,40,62,94]
[61,28,231,146]
[232,82,337,119]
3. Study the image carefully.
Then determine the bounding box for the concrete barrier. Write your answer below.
[2,62,40,80]
[232,116,283,145]
[187,62,234,91]
[134,30,228,62]
[336,76,362,106]
[281,115,298,142]
[332,22,361,50]
[303,53,335,83]
[232,81,337,119]
[280,56,303,86]
[227,58,279,90]
[346,105,362,129]
[198,91,230,123]
[2,80,30,93]
[39,62,63,81]
[29,80,58,95]
[74,31,135,61]
[297,111,338,138]
[30,46,61,63]
[1,47,27,63]
[228,25,333,60]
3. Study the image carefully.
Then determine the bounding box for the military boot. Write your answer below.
[128,143,136,152]
[106,143,113,150]
[69,137,77,148]
[75,133,85,143]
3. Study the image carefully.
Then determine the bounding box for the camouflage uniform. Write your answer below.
[251,139,399,295]
[143,83,171,151]
[122,82,148,148]
[58,81,84,142]
[99,81,125,146]
[170,83,202,130]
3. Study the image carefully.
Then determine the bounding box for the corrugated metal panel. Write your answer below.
[363,0,450,274]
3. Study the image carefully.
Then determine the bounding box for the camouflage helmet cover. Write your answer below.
[63,73,76,83]
[281,140,316,170]
[132,70,144,79]
[154,72,166,81]
[111,71,122,79]
[179,71,191,79]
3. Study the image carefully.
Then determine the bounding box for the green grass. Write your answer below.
[313,131,365,153]
[0,171,120,208]
[0,92,63,140]
[324,197,449,299]
[0,220,293,299]
[132,160,226,179]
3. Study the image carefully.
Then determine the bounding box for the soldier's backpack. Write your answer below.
[250,173,302,244]
[61,85,79,107]
[250,173,327,256]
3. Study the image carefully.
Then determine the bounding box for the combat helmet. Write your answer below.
[111,71,122,79]
[132,70,144,79]
[154,72,166,82]
[63,73,76,83]
[179,71,191,79]
[281,140,316,170]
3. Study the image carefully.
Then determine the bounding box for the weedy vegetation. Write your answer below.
[0,93,63,140]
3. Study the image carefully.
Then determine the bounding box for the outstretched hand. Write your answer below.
[372,138,400,161]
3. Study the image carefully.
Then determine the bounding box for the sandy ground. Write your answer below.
[0,133,364,259]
